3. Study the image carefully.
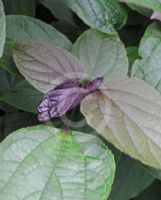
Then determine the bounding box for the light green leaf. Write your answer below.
[109,155,154,200]
[81,76,161,169]
[6,15,72,50]
[72,29,128,85]
[119,0,161,13]
[13,43,84,93]
[0,125,115,200]
[132,23,161,93]
[0,0,5,57]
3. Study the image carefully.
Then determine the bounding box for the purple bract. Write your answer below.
[37,77,103,121]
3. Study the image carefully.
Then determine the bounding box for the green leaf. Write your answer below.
[0,0,5,58]
[3,0,36,17]
[0,38,18,74]
[127,3,151,16]
[0,125,115,200]
[64,0,127,34]
[1,80,43,113]
[109,155,154,200]
[127,46,138,75]
[81,76,161,169]
[132,23,161,93]
[13,43,84,93]
[6,15,72,50]
[119,0,161,13]
[144,166,161,181]
[134,181,161,200]
[72,29,128,85]
[0,68,17,96]
[40,0,77,27]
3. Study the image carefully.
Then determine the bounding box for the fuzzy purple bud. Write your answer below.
[86,77,104,93]
[37,77,104,122]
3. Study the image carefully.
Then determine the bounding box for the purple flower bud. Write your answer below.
[37,77,104,122]
[86,77,104,93]
[38,80,85,121]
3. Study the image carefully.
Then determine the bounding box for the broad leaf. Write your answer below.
[13,43,84,93]
[3,0,36,17]
[0,125,115,200]
[109,155,154,200]
[132,23,161,93]
[0,0,5,58]
[72,29,128,85]
[81,76,161,169]
[6,15,72,50]
[63,0,127,34]
[119,0,161,13]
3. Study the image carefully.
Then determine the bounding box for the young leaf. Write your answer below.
[0,125,115,200]
[0,0,5,58]
[81,76,161,169]
[13,43,84,93]
[72,29,128,85]
[119,0,161,13]
[109,155,154,200]
[6,15,72,50]
[132,23,161,93]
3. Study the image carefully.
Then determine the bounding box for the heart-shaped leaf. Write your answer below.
[0,0,5,58]
[81,76,161,169]
[0,125,115,200]
[13,43,84,93]
[72,29,128,85]
[6,15,72,50]
[132,23,161,93]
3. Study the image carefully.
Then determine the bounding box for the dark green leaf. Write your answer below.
[133,181,161,200]
[1,80,43,113]
[109,155,154,200]
[3,0,36,17]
